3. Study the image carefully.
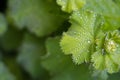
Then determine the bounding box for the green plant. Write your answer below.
[0,0,120,80]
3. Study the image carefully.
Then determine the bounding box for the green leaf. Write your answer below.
[92,30,120,73]
[105,55,119,73]
[17,33,47,78]
[41,37,92,80]
[84,0,120,31]
[51,64,92,80]
[0,13,7,36]
[0,61,15,80]
[41,37,71,74]
[60,10,103,64]
[60,8,120,73]
[57,0,86,13]
[91,50,105,70]
[8,0,68,37]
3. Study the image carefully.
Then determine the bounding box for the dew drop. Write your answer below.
[87,40,91,43]
[62,6,65,9]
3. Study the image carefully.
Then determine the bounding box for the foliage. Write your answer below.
[0,0,120,80]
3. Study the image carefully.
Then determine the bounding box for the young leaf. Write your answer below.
[60,10,103,64]
[91,50,105,70]
[92,30,120,73]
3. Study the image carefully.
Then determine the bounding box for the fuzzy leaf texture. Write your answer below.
[57,0,86,13]
[60,10,103,64]
[8,0,67,37]
[60,0,120,74]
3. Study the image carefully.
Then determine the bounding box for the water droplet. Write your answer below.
[88,40,91,43]
[62,6,65,9]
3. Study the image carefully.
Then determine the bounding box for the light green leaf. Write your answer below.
[92,51,119,73]
[84,0,120,31]
[60,10,103,64]
[92,30,120,73]
[57,0,86,13]
[105,55,119,73]
[8,0,68,37]
[91,50,105,70]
